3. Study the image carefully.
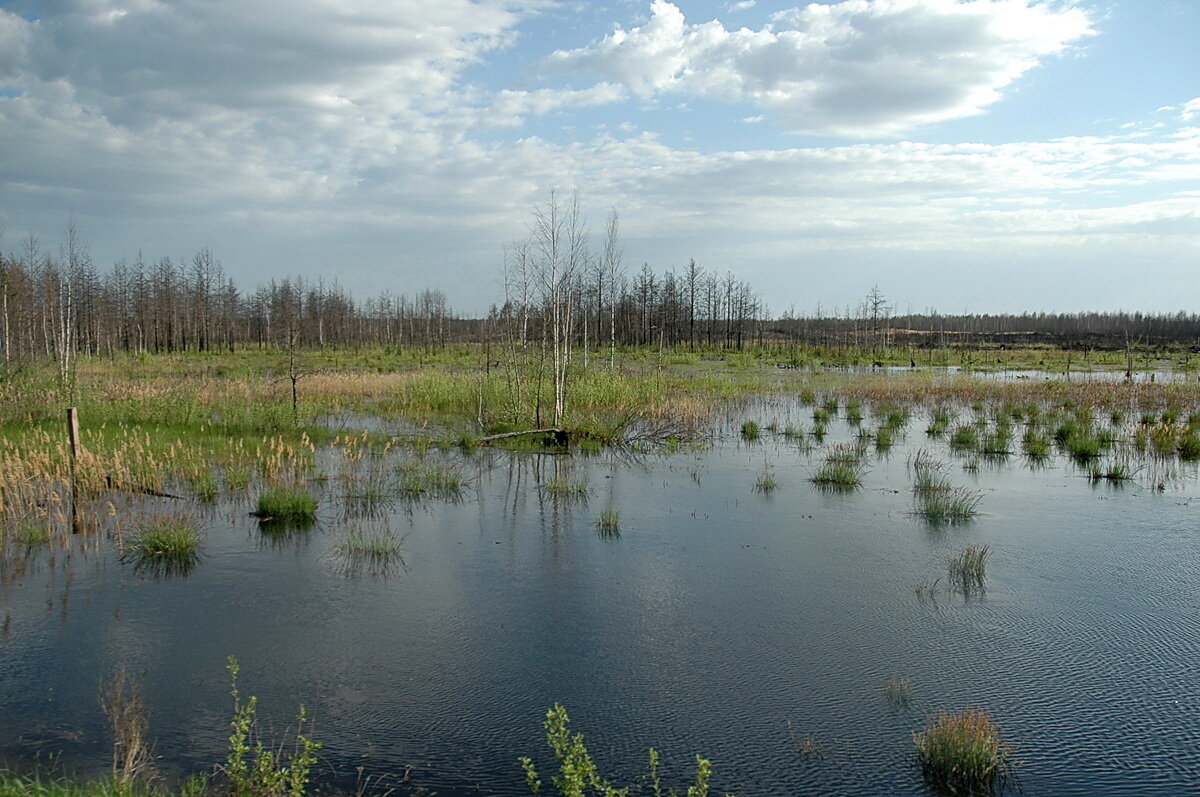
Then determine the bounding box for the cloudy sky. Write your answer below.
[0,0,1197,315]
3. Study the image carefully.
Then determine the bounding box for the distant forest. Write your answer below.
[1,225,1197,361]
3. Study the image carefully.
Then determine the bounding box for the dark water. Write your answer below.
[4,401,1200,795]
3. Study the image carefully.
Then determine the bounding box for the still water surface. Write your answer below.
[3,400,1200,795]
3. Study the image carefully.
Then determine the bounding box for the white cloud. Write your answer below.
[541,0,1094,136]
[475,83,627,127]
[0,0,1194,314]
[726,1,756,11]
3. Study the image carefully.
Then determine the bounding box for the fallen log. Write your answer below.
[477,428,569,446]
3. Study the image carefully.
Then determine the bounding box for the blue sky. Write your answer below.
[0,0,1197,316]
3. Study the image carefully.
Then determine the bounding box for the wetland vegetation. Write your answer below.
[3,332,1200,794]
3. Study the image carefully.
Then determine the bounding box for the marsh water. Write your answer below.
[4,396,1200,795]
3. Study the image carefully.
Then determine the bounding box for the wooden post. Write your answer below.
[67,407,81,466]
[67,407,81,533]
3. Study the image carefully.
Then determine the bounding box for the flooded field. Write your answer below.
[3,395,1200,795]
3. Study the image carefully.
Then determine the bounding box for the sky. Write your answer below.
[0,0,1197,317]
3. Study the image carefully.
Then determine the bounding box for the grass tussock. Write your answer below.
[254,486,317,522]
[885,675,913,708]
[398,462,464,501]
[948,544,990,591]
[596,509,621,536]
[332,527,406,576]
[914,709,1011,794]
[915,487,982,525]
[541,477,588,498]
[124,516,201,576]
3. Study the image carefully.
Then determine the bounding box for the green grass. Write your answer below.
[596,509,621,536]
[125,516,201,575]
[398,462,464,500]
[1063,432,1102,461]
[1022,427,1051,460]
[810,461,864,489]
[0,770,184,797]
[186,470,219,502]
[845,400,864,425]
[13,523,52,547]
[332,528,405,575]
[541,477,589,497]
[254,486,317,522]
[949,425,978,450]
[914,709,1011,794]
[885,675,913,708]
[753,467,779,494]
[915,487,982,524]
[948,544,990,589]
[740,420,761,441]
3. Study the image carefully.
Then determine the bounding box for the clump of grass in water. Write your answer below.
[811,461,864,490]
[1022,427,1051,460]
[13,522,52,547]
[187,470,219,502]
[949,425,979,451]
[1063,432,1102,462]
[399,462,464,500]
[224,462,252,491]
[811,442,867,489]
[753,463,778,494]
[333,527,406,576]
[542,477,588,497]
[125,516,201,576]
[915,486,982,524]
[914,708,1011,794]
[948,544,990,590]
[255,486,317,522]
[885,674,913,708]
[740,420,761,441]
[782,423,804,440]
[596,509,621,536]
[926,407,953,438]
[1178,430,1200,461]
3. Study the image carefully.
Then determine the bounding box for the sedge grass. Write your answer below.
[884,675,913,708]
[254,486,317,522]
[914,708,1011,794]
[332,528,406,576]
[542,477,589,497]
[948,544,990,590]
[398,462,464,501]
[915,487,982,525]
[124,516,201,576]
[810,461,864,490]
[596,509,621,536]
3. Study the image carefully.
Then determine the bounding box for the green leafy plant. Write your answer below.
[519,705,729,797]
[223,657,321,797]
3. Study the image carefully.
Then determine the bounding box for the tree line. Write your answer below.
[2,220,1196,376]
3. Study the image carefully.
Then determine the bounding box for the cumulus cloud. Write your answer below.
[0,0,1195,313]
[541,0,1094,136]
